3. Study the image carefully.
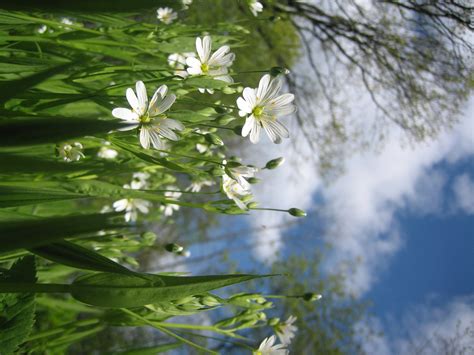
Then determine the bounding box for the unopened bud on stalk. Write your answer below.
[201,295,221,307]
[288,208,307,217]
[302,292,322,302]
[265,157,285,169]
[205,133,224,146]
[209,166,225,176]
[247,177,260,184]
[270,66,290,77]
[268,317,280,326]
[164,243,184,253]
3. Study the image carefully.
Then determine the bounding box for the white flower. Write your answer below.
[112,81,184,150]
[186,180,215,192]
[275,316,298,345]
[97,146,118,159]
[157,7,178,24]
[222,174,251,210]
[182,0,193,9]
[113,198,151,222]
[253,336,288,355]
[196,143,209,154]
[225,162,258,190]
[37,25,48,34]
[249,0,263,16]
[237,74,296,144]
[186,36,235,93]
[168,52,195,78]
[58,142,84,162]
[160,187,182,216]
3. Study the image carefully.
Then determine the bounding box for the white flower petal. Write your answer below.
[266,119,289,139]
[243,87,257,108]
[156,94,176,114]
[126,88,139,112]
[148,129,163,149]
[139,127,151,149]
[237,97,252,115]
[187,66,202,75]
[249,118,261,143]
[269,93,294,107]
[186,56,202,69]
[241,115,255,137]
[113,199,128,211]
[161,118,184,131]
[135,81,148,116]
[112,108,139,122]
[256,74,271,101]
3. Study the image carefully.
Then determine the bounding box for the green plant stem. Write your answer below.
[250,207,289,213]
[27,318,101,341]
[157,150,224,166]
[120,308,217,354]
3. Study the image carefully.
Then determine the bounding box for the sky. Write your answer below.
[160,3,474,351]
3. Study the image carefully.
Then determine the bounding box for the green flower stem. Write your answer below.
[121,308,218,354]
[27,318,101,341]
[142,188,220,195]
[0,282,70,294]
[179,97,237,110]
[249,207,289,213]
[157,150,224,166]
[148,321,246,340]
[190,123,235,131]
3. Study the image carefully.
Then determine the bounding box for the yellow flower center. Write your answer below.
[139,113,151,124]
[201,63,209,73]
[252,106,264,118]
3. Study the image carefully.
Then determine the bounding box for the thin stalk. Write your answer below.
[120,308,217,354]
[27,318,101,341]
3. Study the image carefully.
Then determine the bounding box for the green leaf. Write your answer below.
[118,343,182,355]
[70,273,267,308]
[0,213,125,252]
[0,117,130,147]
[184,77,231,90]
[0,62,74,105]
[168,110,215,123]
[0,256,37,355]
[30,240,135,275]
[0,1,178,12]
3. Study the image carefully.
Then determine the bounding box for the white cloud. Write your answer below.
[452,173,474,215]
[362,297,474,355]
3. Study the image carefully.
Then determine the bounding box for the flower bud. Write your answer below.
[141,231,157,244]
[288,208,307,217]
[201,295,221,307]
[265,157,285,169]
[216,115,235,125]
[209,166,225,176]
[268,317,280,326]
[222,86,237,94]
[302,292,322,302]
[214,106,228,114]
[165,243,184,253]
[247,177,260,184]
[247,201,259,209]
[205,133,224,146]
[270,66,290,77]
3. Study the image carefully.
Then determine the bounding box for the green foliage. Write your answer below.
[0,256,37,354]
[0,2,307,353]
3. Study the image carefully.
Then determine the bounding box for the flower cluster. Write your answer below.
[110,34,296,215]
